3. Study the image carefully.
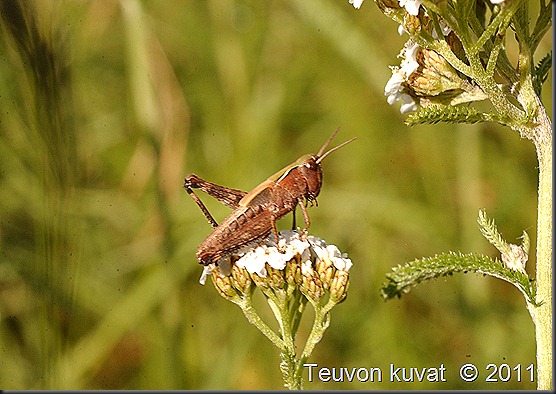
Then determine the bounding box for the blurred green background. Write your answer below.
[0,0,551,389]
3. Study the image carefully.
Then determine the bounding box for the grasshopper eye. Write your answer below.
[304,161,317,170]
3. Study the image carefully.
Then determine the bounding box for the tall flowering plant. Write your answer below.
[351,0,551,390]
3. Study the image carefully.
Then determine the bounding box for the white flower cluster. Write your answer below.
[385,20,453,113]
[349,0,422,15]
[349,1,503,13]
[384,41,420,113]
[199,230,352,284]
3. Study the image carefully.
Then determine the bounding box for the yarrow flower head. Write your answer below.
[384,40,420,113]
[198,230,353,389]
[384,36,481,113]
[373,0,487,113]
[199,230,352,303]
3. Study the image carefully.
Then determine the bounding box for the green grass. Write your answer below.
[0,0,550,389]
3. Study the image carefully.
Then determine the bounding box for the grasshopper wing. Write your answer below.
[197,201,275,264]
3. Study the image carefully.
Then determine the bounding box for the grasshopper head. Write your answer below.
[298,156,323,201]
[276,129,355,203]
[301,129,356,200]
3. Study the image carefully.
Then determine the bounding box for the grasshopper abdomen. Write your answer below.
[197,187,297,264]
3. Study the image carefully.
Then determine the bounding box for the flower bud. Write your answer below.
[403,13,422,35]
[285,254,302,287]
[211,270,239,300]
[329,270,350,304]
[408,47,467,96]
[231,264,252,294]
[300,262,324,302]
[315,255,335,291]
[251,270,268,289]
[267,264,286,290]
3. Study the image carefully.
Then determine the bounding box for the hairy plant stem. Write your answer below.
[527,103,552,390]
[237,296,284,350]
[237,288,339,390]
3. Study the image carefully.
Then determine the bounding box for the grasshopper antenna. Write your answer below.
[316,127,340,157]
[316,136,357,164]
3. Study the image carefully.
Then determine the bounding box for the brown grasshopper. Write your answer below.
[184,128,355,265]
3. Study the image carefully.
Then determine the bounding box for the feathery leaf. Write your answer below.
[405,105,496,126]
[381,251,538,306]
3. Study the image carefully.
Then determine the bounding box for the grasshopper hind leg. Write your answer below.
[184,185,219,228]
[184,174,247,209]
[184,174,248,229]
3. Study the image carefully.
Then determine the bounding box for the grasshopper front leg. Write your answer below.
[184,174,248,229]
[298,198,311,239]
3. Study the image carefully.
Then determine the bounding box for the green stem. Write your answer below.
[513,23,551,389]
[528,103,552,390]
[260,287,305,389]
[296,299,336,379]
[237,296,285,350]
[276,290,303,390]
[280,349,303,390]
[290,289,307,338]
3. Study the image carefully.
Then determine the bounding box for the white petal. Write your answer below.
[199,265,212,285]
[348,0,364,9]
[332,257,353,272]
[237,247,267,276]
[384,71,405,96]
[326,244,342,259]
[311,244,328,261]
[307,235,326,247]
[301,259,314,275]
[400,100,419,114]
[267,251,289,270]
[299,247,312,263]
[399,0,422,16]
[400,42,420,76]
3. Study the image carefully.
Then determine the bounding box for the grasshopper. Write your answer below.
[184,128,355,265]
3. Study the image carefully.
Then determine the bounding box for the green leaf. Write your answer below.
[380,251,538,306]
[530,2,552,51]
[453,0,474,29]
[474,0,486,29]
[477,208,511,255]
[533,52,552,96]
[405,104,495,126]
